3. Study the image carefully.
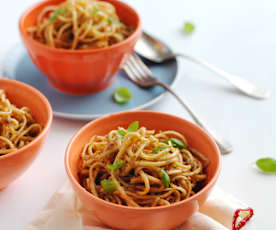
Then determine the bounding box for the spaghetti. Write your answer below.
[0,90,42,155]
[27,0,132,50]
[78,121,209,207]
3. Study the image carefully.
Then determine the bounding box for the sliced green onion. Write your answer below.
[107,17,114,24]
[117,129,126,138]
[106,161,124,170]
[113,88,132,104]
[161,169,170,188]
[256,158,276,173]
[49,8,66,22]
[93,5,99,14]
[169,138,187,149]
[100,179,117,194]
[152,146,169,153]
[182,22,195,35]
[117,122,139,138]
[127,121,139,132]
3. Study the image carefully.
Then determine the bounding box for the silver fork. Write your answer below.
[123,53,233,154]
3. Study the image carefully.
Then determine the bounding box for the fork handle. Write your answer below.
[156,81,232,154]
[171,53,270,100]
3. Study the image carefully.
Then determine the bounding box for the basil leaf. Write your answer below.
[49,8,66,22]
[113,88,131,104]
[117,129,126,138]
[127,121,139,132]
[256,158,276,173]
[169,138,187,149]
[100,179,117,194]
[182,22,195,35]
[161,169,170,188]
[152,146,169,153]
[106,161,124,170]
[107,17,114,24]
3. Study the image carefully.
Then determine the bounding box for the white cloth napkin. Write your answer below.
[25,181,255,230]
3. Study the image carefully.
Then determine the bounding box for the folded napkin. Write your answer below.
[25,181,255,230]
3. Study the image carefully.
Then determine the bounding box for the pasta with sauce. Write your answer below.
[0,90,42,155]
[78,121,209,207]
[27,0,132,50]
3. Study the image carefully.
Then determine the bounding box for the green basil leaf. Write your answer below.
[100,179,117,194]
[117,129,126,138]
[256,158,276,173]
[169,138,187,149]
[106,161,124,170]
[152,146,169,154]
[161,169,170,189]
[49,8,66,22]
[107,17,114,24]
[113,88,132,104]
[127,121,139,132]
[182,22,195,35]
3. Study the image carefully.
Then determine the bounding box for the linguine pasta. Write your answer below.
[0,90,42,156]
[27,0,132,50]
[78,122,209,207]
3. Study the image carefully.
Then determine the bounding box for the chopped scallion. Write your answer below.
[93,5,99,14]
[107,17,114,24]
[256,157,276,173]
[100,179,117,194]
[49,8,66,22]
[152,146,169,153]
[161,169,170,188]
[182,22,195,35]
[113,88,132,104]
[106,161,124,170]
[169,138,187,149]
[127,121,139,132]
[117,129,127,138]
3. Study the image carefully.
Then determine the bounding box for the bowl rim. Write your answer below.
[65,110,221,211]
[18,0,142,54]
[0,78,53,160]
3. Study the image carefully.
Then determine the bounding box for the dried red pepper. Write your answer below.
[232,207,254,230]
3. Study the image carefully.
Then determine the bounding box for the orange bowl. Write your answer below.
[0,78,52,189]
[65,110,221,230]
[19,0,142,95]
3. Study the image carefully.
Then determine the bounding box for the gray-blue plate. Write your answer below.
[2,44,178,120]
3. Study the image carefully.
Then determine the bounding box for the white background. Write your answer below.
[0,0,276,229]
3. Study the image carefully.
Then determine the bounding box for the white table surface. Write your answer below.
[0,0,275,229]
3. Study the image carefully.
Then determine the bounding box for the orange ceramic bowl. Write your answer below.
[0,78,52,189]
[19,0,142,95]
[65,110,221,230]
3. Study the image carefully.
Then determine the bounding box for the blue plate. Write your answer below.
[2,44,178,120]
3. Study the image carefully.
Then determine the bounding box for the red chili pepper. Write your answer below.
[232,208,254,230]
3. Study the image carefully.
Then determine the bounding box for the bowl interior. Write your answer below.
[21,0,140,41]
[0,79,51,127]
[67,111,220,198]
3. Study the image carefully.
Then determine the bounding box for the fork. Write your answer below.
[123,53,233,154]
